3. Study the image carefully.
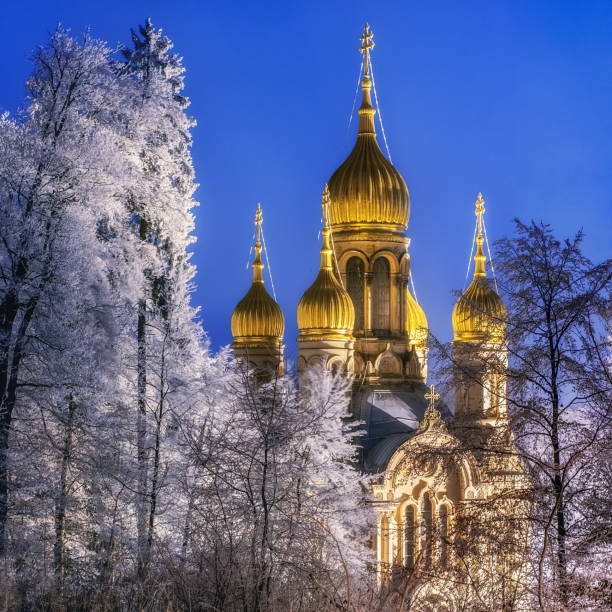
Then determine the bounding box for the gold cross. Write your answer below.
[475,192,485,236]
[255,202,262,243]
[321,184,331,226]
[360,23,374,75]
[424,384,440,412]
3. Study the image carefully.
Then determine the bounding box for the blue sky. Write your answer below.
[2,1,611,361]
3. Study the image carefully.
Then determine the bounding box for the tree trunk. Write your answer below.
[0,297,38,556]
[146,347,166,565]
[547,306,568,605]
[54,396,77,592]
[136,299,148,576]
[551,399,568,604]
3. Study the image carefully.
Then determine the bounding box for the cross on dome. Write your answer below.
[425,384,440,412]
[255,202,262,242]
[251,203,264,283]
[473,192,487,278]
[360,23,374,77]
[475,192,485,237]
[321,184,331,226]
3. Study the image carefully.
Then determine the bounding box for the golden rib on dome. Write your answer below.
[405,286,428,347]
[453,193,507,342]
[231,204,285,345]
[327,24,410,231]
[297,186,355,338]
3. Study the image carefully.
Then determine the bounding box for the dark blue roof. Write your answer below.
[352,382,451,473]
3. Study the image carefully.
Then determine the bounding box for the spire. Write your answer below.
[473,193,487,278]
[320,185,333,271]
[252,203,264,283]
[452,193,507,342]
[297,184,355,339]
[327,24,410,230]
[231,203,285,347]
[358,23,376,136]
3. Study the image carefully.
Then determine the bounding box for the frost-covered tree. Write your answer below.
[118,18,197,576]
[0,28,133,561]
[0,22,377,611]
[494,221,612,610]
[176,362,374,611]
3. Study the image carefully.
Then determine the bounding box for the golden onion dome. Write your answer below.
[405,286,428,347]
[231,205,285,345]
[453,194,507,343]
[297,187,355,339]
[327,24,410,231]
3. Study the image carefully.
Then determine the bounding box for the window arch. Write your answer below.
[372,257,390,334]
[404,505,416,569]
[421,494,433,569]
[328,358,342,376]
[439,504,449,569]
[346,257,364,331]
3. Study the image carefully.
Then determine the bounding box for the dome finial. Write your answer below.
[320,185,333,271]
[327,26,410,230]
[359,23,374,79]
[357,24,376,136]
[231,203,285,345]
[252,203,264,283]
[474,192,487,278]
[452,193,506,342]
[296,185,355,339]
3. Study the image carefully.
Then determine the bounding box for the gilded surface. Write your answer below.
[452,194,507,342]
[297,186,356,338]
[327,25,410,231]
[231,204,285,344]
[405,287,428,347]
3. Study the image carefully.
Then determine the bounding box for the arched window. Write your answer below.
[439,504,449,568]
[329,360,340,376]
[422,494,433,569]
[372,258,390,334]
[346,257,364,331]
[404,505,416,569]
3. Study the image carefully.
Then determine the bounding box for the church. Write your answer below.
[230,25,530,611]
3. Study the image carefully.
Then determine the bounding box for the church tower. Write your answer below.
[231,204,285,377]
[452,193,508,422]
[295,24,432,470]
[323,24,429,385]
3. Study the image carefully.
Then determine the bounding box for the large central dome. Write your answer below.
[328,30,409,231]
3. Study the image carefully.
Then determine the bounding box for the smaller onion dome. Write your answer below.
[231,204,284,345]
[405,286,428,347]
[453,194,507,342]
[297,186,355,339]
